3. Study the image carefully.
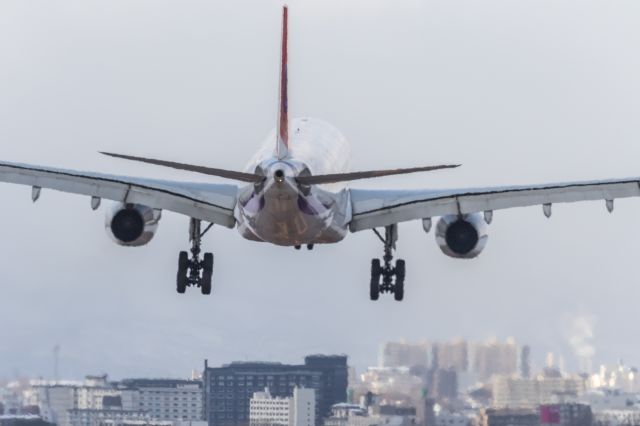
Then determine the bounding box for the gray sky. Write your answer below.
[1,0,640,380]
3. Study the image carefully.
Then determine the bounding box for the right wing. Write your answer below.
[0,160,238,227]
[349,178,640,232]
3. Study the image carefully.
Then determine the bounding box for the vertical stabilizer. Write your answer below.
[276,5,289,159]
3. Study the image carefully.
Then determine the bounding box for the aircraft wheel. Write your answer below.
[394,259,405,301]
[370,259,382,301]
[201,252,214,295]
[177,251,189,294]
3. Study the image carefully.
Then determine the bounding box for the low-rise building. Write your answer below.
[30,376,204,426]
[249,388,314,426]
[0,415,54,426]
[323,404,366,426]
[68,408,150,426]
[477,408,539,426]
[492,376,585,409]
[540,403,592,426]
[119,379,203,421]
[593,409,640,425]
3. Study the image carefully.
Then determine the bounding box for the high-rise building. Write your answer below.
[415,395,435,426]
[520,346,531,379]
[472,340,518,382]
[432,341,468,372]
[379,342,430,369]
[203,355,348,426]
[303,356,348,418]
[249,388,314,426]
[430,369,457,401]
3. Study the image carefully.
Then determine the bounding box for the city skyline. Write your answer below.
[0,336,619,384]
[4,346,640,426]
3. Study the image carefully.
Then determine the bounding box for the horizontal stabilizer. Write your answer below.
[295,164,460,185]
[100,152,265,183]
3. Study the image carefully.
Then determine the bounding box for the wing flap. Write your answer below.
[0,161,238,227]
[349,178,640,231]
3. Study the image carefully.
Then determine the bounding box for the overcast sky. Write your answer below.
[1,0,640,380]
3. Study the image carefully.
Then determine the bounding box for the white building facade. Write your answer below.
[121,379,203,421]
[492,376,586,409]
[29,377,203,426]
[249,388,315,426]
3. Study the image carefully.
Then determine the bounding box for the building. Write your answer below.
[520,346,531,379]
[415,396,435,426]
[433,410,471,426]
[357,367,423,401]
[472,340,518,382]
[323,403,416,426]
[249,388,314,426]
[0,415,54,426]
[323,404,366,426]
[379,342,430,369]
[67,408,150,426]
[30,376,204,426]
[432,341,468,372]
[581,388,640,412]
[30,376,123,426]
[476,409,538,426]
[203,355,348,426]
[492,376,585,409]
[540,403,592,426]
[430,369,457,401]
[593,409,640,425]
[119,379,203,421]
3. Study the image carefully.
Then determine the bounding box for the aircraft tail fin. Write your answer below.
[276,5,289,160]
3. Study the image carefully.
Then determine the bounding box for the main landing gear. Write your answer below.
[370,224,405,301]
[177,218,214,295]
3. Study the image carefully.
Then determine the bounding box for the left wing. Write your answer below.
[0,160,238,227]
[349,178,640,232]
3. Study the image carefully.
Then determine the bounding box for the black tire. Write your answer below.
[203,253,214,272]
[370,259,382,301]
[201,253,214,295]
[177,251,189,294]
[201,272,212,295]
[179,251,189,269]
[394,259,406,301]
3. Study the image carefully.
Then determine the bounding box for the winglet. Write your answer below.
[276,5,289,159]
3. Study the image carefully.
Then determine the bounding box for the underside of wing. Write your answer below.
[0,161,238,227]
[349,178,640,232]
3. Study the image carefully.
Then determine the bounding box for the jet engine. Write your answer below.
[435,213,488,259]
[105,203,161,246]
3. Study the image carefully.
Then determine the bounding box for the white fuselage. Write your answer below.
[235,117,353,245]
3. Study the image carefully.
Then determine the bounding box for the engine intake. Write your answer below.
[435,213,488,259]
[105,203,161,246]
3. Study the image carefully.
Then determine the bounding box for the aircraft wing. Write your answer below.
[0,160,238,227]
[348,178,640,232]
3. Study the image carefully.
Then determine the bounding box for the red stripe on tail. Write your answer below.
[276,5,289,159]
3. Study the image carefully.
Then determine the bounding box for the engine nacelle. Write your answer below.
[435,213,488,259]
[105,203,161,247]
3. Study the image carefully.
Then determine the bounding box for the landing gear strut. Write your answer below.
[370,224,405,301]
[177,218,214,295]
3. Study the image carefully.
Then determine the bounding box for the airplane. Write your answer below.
[2,6,640,301]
